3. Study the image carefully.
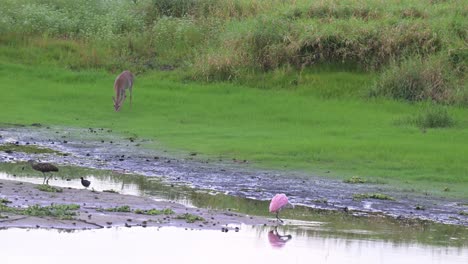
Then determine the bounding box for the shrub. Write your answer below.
[414,105,455,128]
[372,56,455,103]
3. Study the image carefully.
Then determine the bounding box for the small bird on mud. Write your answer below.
[269,193,294,223]
[80,177,91,188]
[28,160,59,185]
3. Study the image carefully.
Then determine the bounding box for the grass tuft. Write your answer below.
[175,213,205,223]
[36,185,63,193]
[104,205,132,212]
[344,176,367,184]
[134,208,174,215]
[353,193,395,201]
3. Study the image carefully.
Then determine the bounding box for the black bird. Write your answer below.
[80,177,91,188]
[28,160,58,185]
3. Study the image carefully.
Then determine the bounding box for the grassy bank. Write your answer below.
[0,0,466,103]
[0,62,467,197]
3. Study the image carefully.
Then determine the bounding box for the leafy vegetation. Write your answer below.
[344,176,367,184]
[0,198,12,204]
[175,213,205,223]
[36,185,63,193]
[134,208,174,215]
[104,205,132,212]
[0,143,60,154]
[102,189,119,194]
[0,203,80,220]
[396,104,455,129]
[353,193,395,201]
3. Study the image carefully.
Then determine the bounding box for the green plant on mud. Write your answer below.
[175,213,205,223]
[0,198,12,204]
[344,176,367,184]
[36,185,63,193]
[134,208,174,215]
[0,143,60,155]
[353,193,395,201]
[104,205,132,212]
[103,189,119,194]
[0,203,80,220]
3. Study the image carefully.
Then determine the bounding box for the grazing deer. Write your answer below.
[113,70,134,111]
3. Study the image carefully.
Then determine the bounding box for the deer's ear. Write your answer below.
[112,96,116,103]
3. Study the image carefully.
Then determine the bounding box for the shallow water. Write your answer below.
[1,170,468,249]
[1,225,467,264]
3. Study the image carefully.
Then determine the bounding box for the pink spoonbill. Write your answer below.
[269,193,294,223]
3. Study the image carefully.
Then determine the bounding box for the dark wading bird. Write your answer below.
[80,177,91,188]
[269,193,294,223]
[28,160,59,185]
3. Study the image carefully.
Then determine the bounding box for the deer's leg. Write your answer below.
[129,85,133,110]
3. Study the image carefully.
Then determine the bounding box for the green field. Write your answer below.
[1,61,467,197]
[0,0,467,198]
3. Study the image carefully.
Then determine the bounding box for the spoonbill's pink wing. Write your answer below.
[269,194,289,213]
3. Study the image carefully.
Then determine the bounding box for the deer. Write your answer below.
[113,70,134,111]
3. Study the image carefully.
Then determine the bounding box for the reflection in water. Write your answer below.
[268,226,293,249]
[1,226,467,264]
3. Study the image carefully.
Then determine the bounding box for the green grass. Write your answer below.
[0,62,467,198]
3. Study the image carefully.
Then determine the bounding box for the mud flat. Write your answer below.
[1,125,467,226]
[0,178,268,230]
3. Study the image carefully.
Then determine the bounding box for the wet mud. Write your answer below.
[0,125,467,227]
[0,179,268,230]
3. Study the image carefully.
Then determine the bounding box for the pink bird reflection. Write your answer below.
[267,227,292,249]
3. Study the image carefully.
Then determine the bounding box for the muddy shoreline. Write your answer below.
[1,125,467,227]
[0,178,268,230]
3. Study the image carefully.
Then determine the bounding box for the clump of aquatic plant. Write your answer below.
[343,176,367,184]
[175,213,205,223]
[415,204,425,210]
[0,198,12,204]
[0,203,16,213]
[134,208,174,215]
[36,185,63,193]
[353,193,395,201]
[313,198,328,204]
[23,204,79,220]
[459,211,468,216]
[103,189,119,193]
[0,143,61,154]
[104,205,131,212]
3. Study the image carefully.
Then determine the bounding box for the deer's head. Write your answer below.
[113,96,122,112]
